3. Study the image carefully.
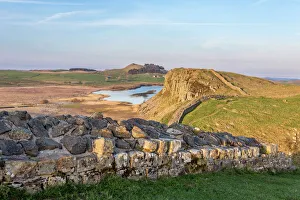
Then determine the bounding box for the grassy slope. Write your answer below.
[182,95,300,153]
[2,171,300,200]
[0,70,164,87]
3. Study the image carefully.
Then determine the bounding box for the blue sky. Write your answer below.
[0,0,299,77]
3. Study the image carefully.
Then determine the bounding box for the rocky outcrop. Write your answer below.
[0,111,294,192]
[140,68,247,123]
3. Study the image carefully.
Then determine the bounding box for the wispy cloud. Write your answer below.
[0,0,83,5]
[74,19,269,27]
[37,10,94,24]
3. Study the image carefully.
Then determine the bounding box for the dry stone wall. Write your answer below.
[0,111,294,192]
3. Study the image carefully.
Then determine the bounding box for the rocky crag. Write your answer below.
[139,68,277,123]
[0,111,293,192]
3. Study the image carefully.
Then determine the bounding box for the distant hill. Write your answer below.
[126,63,167,74]
[69,68,97,72]
[266,77,300,85]
[123,63,144,73]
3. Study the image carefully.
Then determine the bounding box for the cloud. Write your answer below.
[75,19,269,27]
[37,11,93,24]
[0,0,82,5]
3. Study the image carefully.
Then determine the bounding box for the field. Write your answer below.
[0,70,164,87]
[0,69,163,120]
[182,95,300,153]
[1,170,300,200]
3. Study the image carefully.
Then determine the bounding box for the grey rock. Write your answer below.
[19,140,39,157]
[124,139,137,149]
[183,134,195,147]
[40,116,60,130]
[8,111,31,121]
[6,115,28,128]
[50,122,75,138]
[0,140,24,156]
[115,139,131,149]
[70,125,89,136]
[0,111,8,118]
[194,136,210,146]
[120,120,133,131]
[8,127,33,140]
[28,118,49,137]
[36,138,62,151]
[198,133,220,146]
[61,136,87,155]
[110,125,132,138]
[83,135,94,152]
[89,118,108,130]
[140,126,160,139]
[105,117,119,126]
[74,116,92,130]
[0,120,12,134]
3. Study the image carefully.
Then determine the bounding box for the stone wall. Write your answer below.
[0,111,294,192]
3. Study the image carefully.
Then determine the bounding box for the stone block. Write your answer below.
[96,155,114,171]
[158,166,169,177]
[209,148,219,159]
[145,167,158,179]
[200,147,210,159]
[91,128,113,138]
[241,147,248,159]
[92,137,114,158]
[111,125,132,138]
[56,156,76,173]
[251,147,260,157]
[188,149,202,160]
[144,152,158,167]
[132,126,148,138]
[5,160,37,179]
[137,139,157,153]
[115,152,129,170]
[168,139,181,155]
[233,147,241,159]
[260,143,278,155]
[37,159,56,175]
[178,151,192,164]
[76,154,97,173]
[154,139,168,155]
[46,176,66,187]
[157,154,170,166]
[128,151,145,168]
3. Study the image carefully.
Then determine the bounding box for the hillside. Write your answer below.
[140,68,295,123]
[0,69,164,87]
[122,63,144,73]
[182,95,300,153]
[140,68,300,153]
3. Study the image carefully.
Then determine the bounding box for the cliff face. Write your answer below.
[139,68,241,122]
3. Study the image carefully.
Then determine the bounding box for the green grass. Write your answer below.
[0,70,164,87]
[1,170,300,200]
[182,95,300,153]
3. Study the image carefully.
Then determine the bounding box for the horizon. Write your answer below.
[0,0,300,78]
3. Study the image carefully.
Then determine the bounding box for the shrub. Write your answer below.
[40,99,49,104]
[71,98,84,103]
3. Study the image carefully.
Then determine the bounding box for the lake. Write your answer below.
[93,86,163,104]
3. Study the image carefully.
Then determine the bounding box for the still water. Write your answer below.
[93,86,163,104]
